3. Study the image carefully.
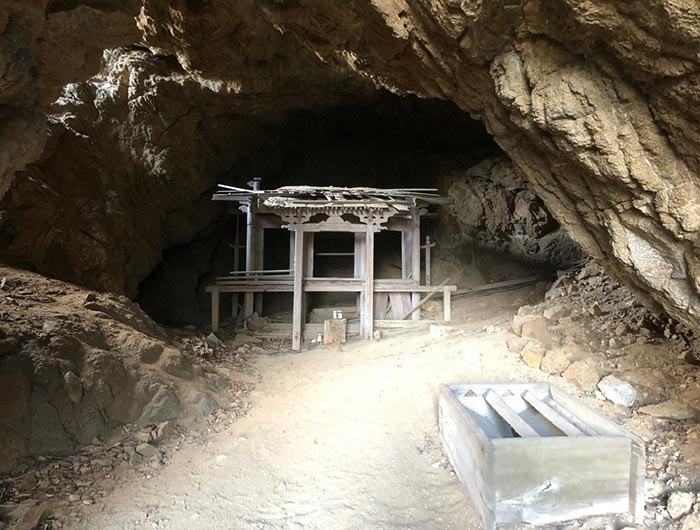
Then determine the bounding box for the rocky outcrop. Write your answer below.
[0,265,233,473]
[2,1,700,330]
[441,157,582,271]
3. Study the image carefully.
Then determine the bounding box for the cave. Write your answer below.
[1,2,700,529]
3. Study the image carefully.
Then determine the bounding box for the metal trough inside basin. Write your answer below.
[439,383,645,529]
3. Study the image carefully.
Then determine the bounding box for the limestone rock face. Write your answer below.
[443,157,582,268]
[2,1,700,330]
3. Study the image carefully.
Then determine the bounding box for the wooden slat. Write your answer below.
[521,391,585,437]
[484,390,539,438]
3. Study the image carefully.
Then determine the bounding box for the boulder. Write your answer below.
[161,350,194,380]
[681,513,700,530]
[138,385,182,424]
[639,400,698,420]
[520,341,546,369]
[135,442,159,460]
[506,336,531,354]
[666,491,695,519]
[540,350,571,375]
[562,360,600,391]
[543,304,571,322]
[597,375,636,407]
[519,317,553,348]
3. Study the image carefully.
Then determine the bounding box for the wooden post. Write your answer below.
[211,286,220,332]
[354,233,365,311]
[425,235,432,286]
[304,233,315,276]
[443,286,451,322]
[411,208,421,321]
[292,222,305,351]
[363,217,375,340]
[401,231,412,280]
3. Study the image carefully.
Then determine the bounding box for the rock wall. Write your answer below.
[0,265,232,473]
[2,1,700,330]
[441,157,583,276]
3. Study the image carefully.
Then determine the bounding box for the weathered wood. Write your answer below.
[484,390,540,438]
[291,224,305,351]
[443,286,451,322]
[323,319,347,344]
[411,208,420,284]
[401,230,412,280]
[388,292,411,319]
[363,224,375,340]
[211,287,220,332]
[424,235,432,286]
[521,390,584,437]
[493,436,632,525]
[304,232,315,277]
[374,293,389,320]
[439,383,646,530]
[401,278,451,320]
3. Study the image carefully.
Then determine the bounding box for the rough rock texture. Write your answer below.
[0,265,232,473]
[2,1,700,331]
[441,157,582,269]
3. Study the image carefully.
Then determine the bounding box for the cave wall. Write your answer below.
[2,1,700,330]
[440,156,583,279]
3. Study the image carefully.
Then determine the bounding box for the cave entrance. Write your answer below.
[135,93,580,328]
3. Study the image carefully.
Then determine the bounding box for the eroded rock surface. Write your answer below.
[1,1,700,331]
[0,265,237,473]
[441,156,582,269]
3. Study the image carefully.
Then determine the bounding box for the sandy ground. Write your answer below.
[62,290,560,530]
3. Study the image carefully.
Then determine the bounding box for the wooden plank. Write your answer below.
[411,208,420,284]
[323,319,347,344]
[493,436,632,525]
[443,286,451,322]
[484,390,539,438]
[211,287,220,332]
[521,391,585,437]
[401,231,412,280]
[292,224,305,351]
[401,278,451,320]
[243,292,254,319]
[304,232,315,277]
[425,235,432,286]
[374,293,389,320]
[439,385,496,529]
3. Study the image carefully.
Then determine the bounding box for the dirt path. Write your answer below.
[64,291,568,530]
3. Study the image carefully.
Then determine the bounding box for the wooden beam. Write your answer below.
[521,391,585,437]
[292,223,305,351]
[484,390,540,438]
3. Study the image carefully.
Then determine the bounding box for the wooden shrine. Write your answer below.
[207,181,457,350]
